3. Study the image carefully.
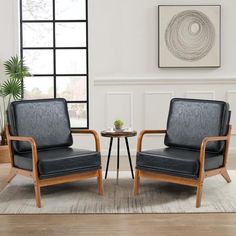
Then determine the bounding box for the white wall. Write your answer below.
[89,0,236,78]
[1,0,236,158]
[88,0,236,156]
[0,0,18,82]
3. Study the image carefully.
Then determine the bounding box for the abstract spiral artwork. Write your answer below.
[158,5,221,68]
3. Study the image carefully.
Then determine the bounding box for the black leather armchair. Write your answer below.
[134,98,232,208]
[6,98,103,208]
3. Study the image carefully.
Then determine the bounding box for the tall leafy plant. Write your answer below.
[4,55,31,81]
[0,55,30,144]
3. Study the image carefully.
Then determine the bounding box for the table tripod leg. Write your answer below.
[125,137,134,179]
[117,137,120,181]
[105,137,113,179]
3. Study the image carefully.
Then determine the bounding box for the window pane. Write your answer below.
[55,0,86,20]
[57,76,86,101]
[56,23,86,47]
[23,23,53,47]
[24,50,53,74]
[56,50,86,74]
[24,76,54,99]
[68,103,87,127]
[22,0,53,20]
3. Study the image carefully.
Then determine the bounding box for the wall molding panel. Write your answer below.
[94,77,236,86]
[185,91,215,100]
[105,92,133,128]
[144,91,174,129]
[91,77,236,155]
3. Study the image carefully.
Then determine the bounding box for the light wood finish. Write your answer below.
[0,214,236,236]
[34,183,41,208]
[139,170,198,187]
[39,170,99,187]
[196,182,203,208]
[221,168,232,183]
[6,127,103,208]
[135,125,232,208]
[97,169,104,195]
[0,145,10,163]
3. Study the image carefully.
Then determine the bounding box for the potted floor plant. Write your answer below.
[0,55,30,162]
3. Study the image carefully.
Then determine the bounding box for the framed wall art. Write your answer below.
[158,5,221,68]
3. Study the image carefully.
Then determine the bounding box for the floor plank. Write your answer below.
[0,214,236,236]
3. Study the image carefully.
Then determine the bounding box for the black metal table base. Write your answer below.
[105,137,134,179]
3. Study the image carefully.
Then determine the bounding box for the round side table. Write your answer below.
[101,129,137,180]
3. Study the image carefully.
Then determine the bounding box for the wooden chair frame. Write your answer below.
[6,127,104,208]
[134,125,232,208]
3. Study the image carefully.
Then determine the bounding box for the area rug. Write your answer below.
[0,171,236,214]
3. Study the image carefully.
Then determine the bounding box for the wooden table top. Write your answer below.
[101,129,137,138]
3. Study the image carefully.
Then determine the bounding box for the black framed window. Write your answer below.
[20,0,89,128]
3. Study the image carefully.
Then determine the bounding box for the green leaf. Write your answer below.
[0,86,5,97]
[1,78,23,100]
[4,55,31,81]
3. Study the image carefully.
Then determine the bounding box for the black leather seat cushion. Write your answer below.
[14,148,101,179]
[164,98,230,153]
[8,98,73,153]
[136,148,224,179]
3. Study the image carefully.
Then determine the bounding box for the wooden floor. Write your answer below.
[0,157,236,236]
[0,214,236,236]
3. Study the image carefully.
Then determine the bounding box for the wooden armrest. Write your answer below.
[201,136,228,145]
[199,135,228,164]
[199,125,232,179]
[8,135,37,144]
[6,129,39,177]
[137,129,166,152]
[71,129,101,152]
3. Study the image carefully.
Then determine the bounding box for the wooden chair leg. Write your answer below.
[7,169,16,183]
[196,183,203,208]
[134,169,140,195]
[34,183,41,208]
[221,168,231,183]
[97,169,104,195]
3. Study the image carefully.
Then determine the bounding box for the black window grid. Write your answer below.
[19,0,89,129]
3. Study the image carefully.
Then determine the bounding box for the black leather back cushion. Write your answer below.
[8,98,73,153]
[164,98,230,153]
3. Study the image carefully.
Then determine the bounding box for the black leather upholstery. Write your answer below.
[14,148,101,179]
[164,98,230,153]
[136,98,231,179]
[8,98,73,153]
[136,147,223,179]
[8,98,101,180]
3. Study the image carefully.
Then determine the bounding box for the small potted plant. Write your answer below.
[114,119,124,131]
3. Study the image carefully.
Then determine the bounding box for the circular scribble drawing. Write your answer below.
[165,10,215,61]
